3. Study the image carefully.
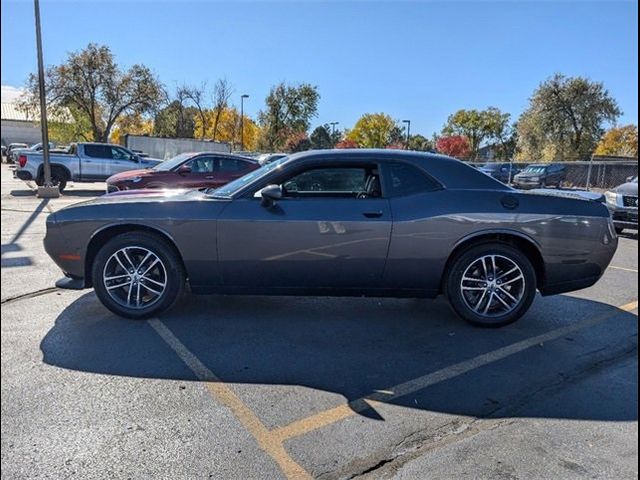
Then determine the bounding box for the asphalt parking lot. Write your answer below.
[1,163,638,479]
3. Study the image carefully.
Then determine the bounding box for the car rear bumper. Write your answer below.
[14,170,33,181]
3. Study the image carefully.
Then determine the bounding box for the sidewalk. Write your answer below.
[0,164,103,302]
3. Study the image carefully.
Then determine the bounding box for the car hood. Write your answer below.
[615,182,638,196]
[59,188,208,212]
[515,171,544,178]
[107,168,155,183]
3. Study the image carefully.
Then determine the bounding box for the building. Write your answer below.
[1,101,42,147]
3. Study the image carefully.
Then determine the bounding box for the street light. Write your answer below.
[402,119,411,150]
[34,0,58,198]
[240,94,249,151]
[329,121,339,136]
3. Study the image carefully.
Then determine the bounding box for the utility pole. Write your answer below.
[34,0,58,198]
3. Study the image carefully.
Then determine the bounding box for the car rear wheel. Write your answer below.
[92,232,185,319]
[36,167,68,192]
[445,243,537,327]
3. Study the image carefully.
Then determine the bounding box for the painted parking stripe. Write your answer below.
[148,318,311,480]
[272,300,638,442]
[609,265,639,273]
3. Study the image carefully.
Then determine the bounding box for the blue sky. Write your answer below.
[1,0,637,137]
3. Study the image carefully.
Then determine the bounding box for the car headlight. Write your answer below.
[605,191,619,206]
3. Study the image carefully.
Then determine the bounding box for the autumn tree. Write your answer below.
[284,132,312,153]
[211,78,233,142]
[335,139,358,149]
[194,107,260,151]
[153,99,197,138]
[110,113,153,144]
[516,74,621,160]
[407,134,435,152]
[594,125,638,158]
[19,43,163,143]
[346,113,398,148]
[443,107,513,159]
[258,83,320,151]
[436,135,471,159]
[179,83,208,140]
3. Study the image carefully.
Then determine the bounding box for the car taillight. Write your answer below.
[18,155,27,168]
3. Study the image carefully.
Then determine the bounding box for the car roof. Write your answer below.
[185,151,258,162]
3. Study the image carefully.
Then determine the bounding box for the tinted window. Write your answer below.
[111,147,134,161]
[283,167,368,196]
[217,158,247,172]
[84,145,113,159]
[385,163,441,197]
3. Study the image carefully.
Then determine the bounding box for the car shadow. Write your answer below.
[40,292,637,422]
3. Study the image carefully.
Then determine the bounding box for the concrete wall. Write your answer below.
[125,135,231,160]
[1,120,42,146]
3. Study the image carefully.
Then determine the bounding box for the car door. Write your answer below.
[217,162,392,289]
[214,157,258,188]
[81,144,115,180]
[108,146,144,176]
[174,155,217,188]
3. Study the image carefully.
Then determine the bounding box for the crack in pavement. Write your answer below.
[1,287,60,305]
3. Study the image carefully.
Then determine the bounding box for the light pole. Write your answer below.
[402,119,411,150]
[329,121,339,147]
[240,94,249,151]
[34,0,58,198]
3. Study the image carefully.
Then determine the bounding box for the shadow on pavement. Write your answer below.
[41,292,638,422]
[1,198,50,268]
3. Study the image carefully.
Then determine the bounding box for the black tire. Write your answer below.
[615,227,625,235]
[51,167,68,192]
[445,243,537,327]
[92,232,185,319]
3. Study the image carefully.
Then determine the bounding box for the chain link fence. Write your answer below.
[480,161,638,190]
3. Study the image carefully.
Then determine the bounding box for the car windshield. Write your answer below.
[207,157,289,197]
[524,166,547,174]
[481,163,502,171]
[152,153,193,171]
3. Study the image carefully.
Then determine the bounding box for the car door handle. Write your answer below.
[205,175,215,179]
[362,211,384,218]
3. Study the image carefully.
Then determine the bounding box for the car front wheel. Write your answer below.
[92,232,185,319]
[445,243,537,327]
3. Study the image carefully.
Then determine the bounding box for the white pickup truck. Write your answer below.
[14,142,162,192]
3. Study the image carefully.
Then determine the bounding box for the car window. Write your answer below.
[385,163,441,197]
[282,167,369,197]
[216,158,246,172]
[111,147,134,161]
[189,156,215,173]
[84,145,112,159]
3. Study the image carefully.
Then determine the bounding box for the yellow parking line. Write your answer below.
[609,265,639,273]
[148,319,311,480]
[272,300,638,442]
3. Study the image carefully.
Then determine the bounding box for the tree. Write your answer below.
[310,125,333,149]
[153,100,197,138]
[19,43,163,143]
[346,113,398,148]
[516,74,621,160]
[436,135,471,159]
[284,132,311,152]
[47,105,94,144]
[442,107,513,159]
[179,83,208,140]
[211,78,233,142]
[407,134,435,152]
[194,107,261,151]
[110,113,154,144]
[258,82,320,151]
[335,139,358,149]
[594,125,638,158]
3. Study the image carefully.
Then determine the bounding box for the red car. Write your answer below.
[106,152,259,193]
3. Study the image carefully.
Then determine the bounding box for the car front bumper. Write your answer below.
[608,206,639,230]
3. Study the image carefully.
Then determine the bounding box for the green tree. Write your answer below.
[258,83,320,151]
[346,113,398,148]
[407,134,435,152]
[310,125,333,149]
[516,74,621,161]
[154,100,197,138]
[594,124,638,158]
[19,43,164,143]
[443,107,513,159]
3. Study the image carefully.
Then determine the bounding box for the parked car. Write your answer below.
[106,152,260,193]
[605,176,638,234]
[5,143,28,163]
[44,150,617,327]
[256,153,288,165]
[1,145,6,160]
[513,164,566,189]
[14,142,163,192]
[478,163,520,184]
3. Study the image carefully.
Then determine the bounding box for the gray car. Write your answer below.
[605,176,638,233]
[44,150,617,327]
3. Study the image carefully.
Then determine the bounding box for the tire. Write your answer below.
[51,167,68,192]
[615,227,625,235]
[445,243,537,327]
[92,232,185,319]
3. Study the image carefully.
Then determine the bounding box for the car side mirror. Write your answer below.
[177,164,192,175]
[627,176,634,183]
[259,184,282,208]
